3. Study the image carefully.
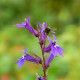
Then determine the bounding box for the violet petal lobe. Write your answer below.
[51,46,57,57]
[56,46,64,57]
[15,23,25,27]
[50,31,55,33]
[47,36,53,44]
[53,35,56,41]
[38,22,44,32]
[16,57,26,69]
[46,52,54,65]
[43,22,47,28]
[38,22,43,29]
[59,46,66,53]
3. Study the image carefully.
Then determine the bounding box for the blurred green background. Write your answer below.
[0,0,80,80]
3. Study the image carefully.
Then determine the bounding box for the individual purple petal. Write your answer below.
[51,46,57,57]
[38,22,42,29]
[50,31,55,33]
[15,23,25,27]
[56,46,64,57]
[59,46,66,53]
[15,21,26,27]
[47,36,53,43]
[17,57,26,69]
[53,35,56,41]
[18,59,25,69]
[46,52,54,65]
[43,22,47,28]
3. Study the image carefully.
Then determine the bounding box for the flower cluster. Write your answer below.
[15,16,65,80]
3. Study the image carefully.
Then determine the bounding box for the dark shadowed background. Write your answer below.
[0,0,80,80]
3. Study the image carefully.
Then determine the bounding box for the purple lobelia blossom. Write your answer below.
[39,22,55,34]
[15,16,39,37]
[38,22,47,45]
[38,22,55,45]
[38,76,43,80]
[16,49,41,69]
[16,56,26,69]
[44,35,65,57]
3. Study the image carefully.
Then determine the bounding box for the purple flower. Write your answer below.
[39,22,55,45]
[15,16,39,37]
[38,22,47,45]
[39,22,55,34]
[44,35,65,57]
[16,49,40,69]
[16,56,26,69]
[38,76,43,80]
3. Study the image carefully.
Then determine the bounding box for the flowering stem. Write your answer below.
[15,17,65,80]
[39,40,47,80]
[42,50,47,80]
